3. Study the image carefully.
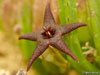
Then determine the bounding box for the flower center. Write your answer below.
[42,26,55,39]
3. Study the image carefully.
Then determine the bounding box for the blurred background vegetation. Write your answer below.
[0,0,100,75]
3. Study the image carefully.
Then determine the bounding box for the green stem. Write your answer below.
[87,0,100,65]
[58,0,100,72]
[49,46,68,64]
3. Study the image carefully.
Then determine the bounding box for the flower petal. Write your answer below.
[51,37,78,62]
[60,23,87,35]
[27,40,49,72]
[19,32,37,41]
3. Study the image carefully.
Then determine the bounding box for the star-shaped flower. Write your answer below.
[19,3,87,72]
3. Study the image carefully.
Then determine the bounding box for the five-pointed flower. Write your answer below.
[19,3,87,72]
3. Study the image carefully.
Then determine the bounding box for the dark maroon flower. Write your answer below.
[19,3,87,72]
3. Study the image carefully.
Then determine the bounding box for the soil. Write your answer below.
[0,31,34,75]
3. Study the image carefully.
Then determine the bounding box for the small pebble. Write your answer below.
[16,69,27,75]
